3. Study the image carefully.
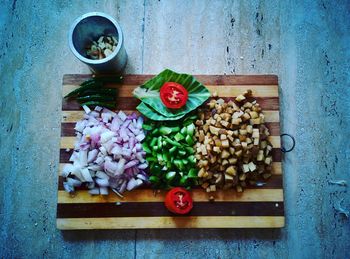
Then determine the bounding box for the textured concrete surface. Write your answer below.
[0,0,349,258]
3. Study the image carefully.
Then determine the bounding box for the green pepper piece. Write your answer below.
[153,145,159,151]
[178,150,186,156]
[166,161,172,169]
[180,127,187,135]
[142,124,153,131]
[157,136,163,149]
[174,159,184,170]
[186,123,195,137]
[151,128,159,135]
[164,137,182,147]
[150,164,162,175]
[149,176,160,184]
[179,175,189,186]
[188,168,198,178]
[188,155,196,164]
[182,159,189,165]
[80,101,116,109]
[159,126,172,135]
[157,153,163,162]
[185,147,195,154]
[146,157,157,163]
[150,137,157,147]
[169,146,177,154]
[169,126,180,132]
[185,135,194,145]
[174,132,185,142]
[142,143,152,154]
[166,171,176,181]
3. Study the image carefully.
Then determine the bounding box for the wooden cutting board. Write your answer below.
[57,74,284,230]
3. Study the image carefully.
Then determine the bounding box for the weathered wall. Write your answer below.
[0,0,349,258]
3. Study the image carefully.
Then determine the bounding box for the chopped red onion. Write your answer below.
[62,108,148,196]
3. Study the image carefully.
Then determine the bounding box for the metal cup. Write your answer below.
[69,12,127,74]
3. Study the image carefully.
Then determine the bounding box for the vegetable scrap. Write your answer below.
[61,107,148,195]
[133,69,210,121]
[194,90,274,193]
[164,187,193,214]
[329,180,347,186]
[64,76,123,109]
[142,115,198,189]
[86,35,118,60]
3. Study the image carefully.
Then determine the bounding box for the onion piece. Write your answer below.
[82,105,91,114]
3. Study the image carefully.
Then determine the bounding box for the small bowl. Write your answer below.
[69,12,127,74]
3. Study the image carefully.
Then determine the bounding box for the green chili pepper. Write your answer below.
[77,88,117,97]
[65,80,102,98]
[77,94,115,102]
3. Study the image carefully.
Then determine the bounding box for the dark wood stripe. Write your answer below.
[62,97,279,111]
[63,74,278,86]
[57,201,284,218]
[61,121,279,137]
[60,148,282,163]
[57,174,283,191]
[62,97,141,111]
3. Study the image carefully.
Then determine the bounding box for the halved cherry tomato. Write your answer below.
[164,187,193,214]
[160,82,188,109]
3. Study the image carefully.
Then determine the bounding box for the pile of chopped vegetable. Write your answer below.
[64,76,123,109]
[195,90,274,193]
[141,115,198,189]
[61,107,148,196]
[133,69,210,121]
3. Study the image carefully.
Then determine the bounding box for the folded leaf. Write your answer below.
[136,102,186,121]
[133,69,210,119]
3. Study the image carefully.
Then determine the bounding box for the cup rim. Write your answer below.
[68,12,123,65]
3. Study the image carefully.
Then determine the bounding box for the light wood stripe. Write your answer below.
[57,216,285,229]
[60,135,281,149]
[63,84,278,98]
[57,189,284,204]
[61,110,280,123]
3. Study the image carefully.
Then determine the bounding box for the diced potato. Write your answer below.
[260,140,267,149]
[201,182,209,189]
[241,142,248,149]
[253,138,259,146]
[246,138,252,144]
[198,168,206,177]
[233,130,239,136]
[209,126,220,135]
[227,135,234,142]
[226,166,237,176]
[257,150,264,161]
[220,120,229,127]
[229,147,235,155]
[222,159,229,166]
[242,164,250,173]
[246,125,253,133]
[231,118,242,125]
[235,150,242,157]
[252,129,260,138]
[220,134,227,140]
[265,156,272,165]
[242,113,251,121]
[214,139,222,147]
[236,185,243,192]
[235,94,246,102]
[239,129,247,135]
[210,185,217,192]
[221,150,230,159]
[250,118,261,125]
[213,146,221,153]
[249,111,259,119]
[227,158,236,164]
[248,162,257,172]
[224,173,234,181]
[239,173,246,181]
[221,139,230,148]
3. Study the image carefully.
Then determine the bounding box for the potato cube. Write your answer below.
[235,94,246,102]
[248,162,257,172]
[222,139,230,148]
[242,164,250,173]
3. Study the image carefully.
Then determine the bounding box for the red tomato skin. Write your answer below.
[164,187,193,215]
[160,82,188,109]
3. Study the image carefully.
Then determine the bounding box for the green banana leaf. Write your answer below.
[133,69,210,120]
[137,102,187,121]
